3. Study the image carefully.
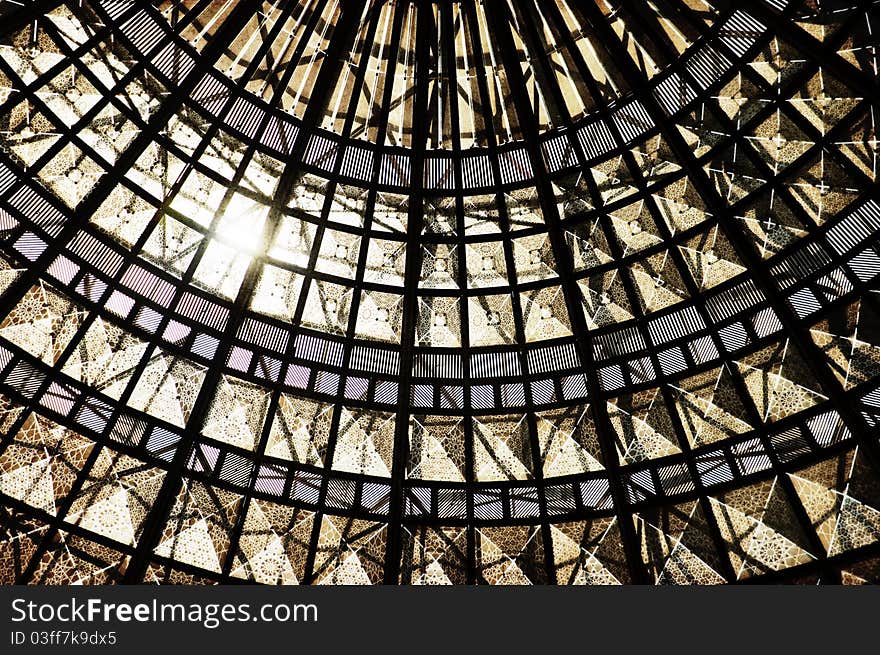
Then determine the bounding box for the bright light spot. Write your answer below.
[214,193,268,256]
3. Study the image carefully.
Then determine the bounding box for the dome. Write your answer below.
[0,0,879,585]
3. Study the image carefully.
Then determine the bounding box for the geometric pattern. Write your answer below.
[0,0,878,585]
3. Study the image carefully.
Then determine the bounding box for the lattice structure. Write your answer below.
[0,0,879,585]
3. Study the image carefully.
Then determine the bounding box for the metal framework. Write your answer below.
[0,0,879,585]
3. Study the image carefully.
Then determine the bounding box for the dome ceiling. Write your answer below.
[0,0,878,585]
[179,0,714,149]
